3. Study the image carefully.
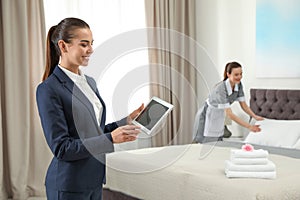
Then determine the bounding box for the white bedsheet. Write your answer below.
[104,143,300,200]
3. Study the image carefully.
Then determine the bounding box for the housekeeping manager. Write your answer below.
[36,17,143,200]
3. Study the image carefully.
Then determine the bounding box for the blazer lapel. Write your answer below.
[53,66,101,129]
[85,76,107,129]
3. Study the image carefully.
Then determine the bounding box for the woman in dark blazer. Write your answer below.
[36,17,143,200]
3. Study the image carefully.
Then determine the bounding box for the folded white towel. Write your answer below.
[225,170,276,179]
[230,149,269,159]
[230,157,269,165]
[225,160,276,172]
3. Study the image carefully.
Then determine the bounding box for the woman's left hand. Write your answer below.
[127,103,144,124]
[254,115,264,121]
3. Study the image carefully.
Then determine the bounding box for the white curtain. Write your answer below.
[0,0,51,199]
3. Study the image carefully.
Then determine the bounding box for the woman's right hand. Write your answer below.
[248,124,261,132]
[111,125,141,143]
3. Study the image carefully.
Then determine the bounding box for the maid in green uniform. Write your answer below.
[193,61,264,143]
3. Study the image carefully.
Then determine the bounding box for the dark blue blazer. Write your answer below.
[36,66,126,191]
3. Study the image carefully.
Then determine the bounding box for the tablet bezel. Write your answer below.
[132,96,173,135]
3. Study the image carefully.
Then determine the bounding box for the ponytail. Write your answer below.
[42,25,59,81]
[42,18,90,81]
[223,61,242,81]
[223,63,230,81]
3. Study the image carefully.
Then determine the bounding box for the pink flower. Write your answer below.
[242,144,254,152]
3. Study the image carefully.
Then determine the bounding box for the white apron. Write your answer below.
[203,100,225,137]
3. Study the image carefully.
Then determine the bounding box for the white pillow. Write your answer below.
[244,118,300,148]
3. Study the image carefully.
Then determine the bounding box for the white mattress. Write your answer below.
[104,143,300,200]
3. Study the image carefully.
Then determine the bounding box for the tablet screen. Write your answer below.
[133,97,173,134]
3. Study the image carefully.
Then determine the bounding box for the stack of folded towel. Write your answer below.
[225,145,276,179]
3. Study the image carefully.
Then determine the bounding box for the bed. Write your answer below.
[103,88,300,200]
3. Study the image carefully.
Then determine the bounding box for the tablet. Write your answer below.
[132,97,174,135]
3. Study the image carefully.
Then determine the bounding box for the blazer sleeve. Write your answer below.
[104,117,127,133]
[36,82,114,162]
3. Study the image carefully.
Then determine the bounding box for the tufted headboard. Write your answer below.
[250,89,300,120]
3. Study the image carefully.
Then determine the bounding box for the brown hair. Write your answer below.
[42,18,90,81]
[223,61,242,81]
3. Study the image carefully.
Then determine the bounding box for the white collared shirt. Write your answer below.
[59,65,103,126]
[225,78,238,96]
[224,79,245,102]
